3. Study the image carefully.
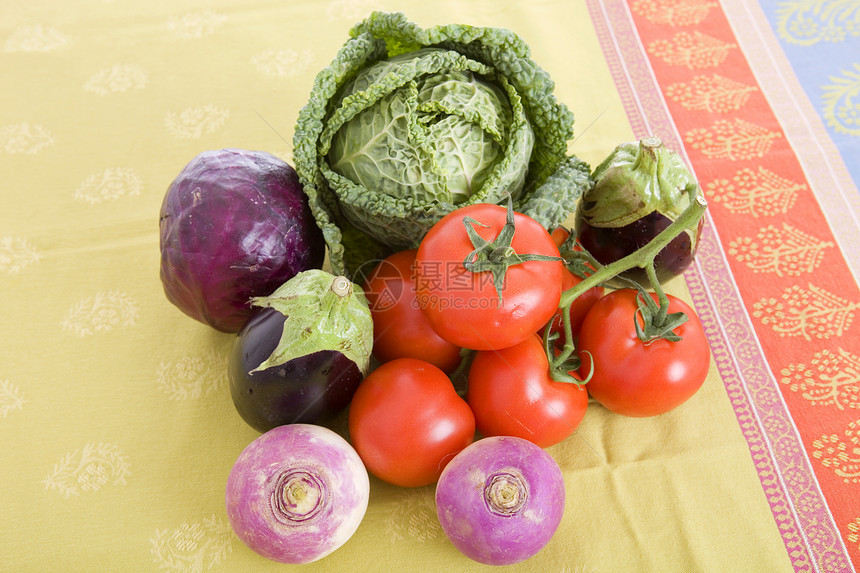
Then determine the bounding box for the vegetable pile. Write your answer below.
[157,10,713,567]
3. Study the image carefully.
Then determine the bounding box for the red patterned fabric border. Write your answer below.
[588,1,859,571]
[718,0,860,284]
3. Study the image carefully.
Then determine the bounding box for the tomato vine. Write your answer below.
[547,191,708,383]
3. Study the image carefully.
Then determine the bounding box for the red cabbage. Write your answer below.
[159,149,325,332]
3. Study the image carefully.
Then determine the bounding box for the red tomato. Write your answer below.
[577,289,710,417]
[348,358,475,487]
[467,334,588,448]
[361,249,462,373]
[415,203,564,351]
[546,268,604,345]
[550,226,571,247]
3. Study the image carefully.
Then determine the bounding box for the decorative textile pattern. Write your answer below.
[590,0,860,569]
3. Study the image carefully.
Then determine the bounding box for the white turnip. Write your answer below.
[225,424,369,564]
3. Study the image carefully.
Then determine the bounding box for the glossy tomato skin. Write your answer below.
[348,358,475,487]
[467,334,588,448]
[415,203,564,351]
[550,226,571,247]
[577,289,710,417]
[361,249,462,373]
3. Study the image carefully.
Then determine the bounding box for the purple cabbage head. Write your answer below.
[159,149,325,332]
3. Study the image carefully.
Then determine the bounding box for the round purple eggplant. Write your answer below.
[575,137,703,286]
[577,209,704,285]
[159,149,325,333]
[229,307,364,433]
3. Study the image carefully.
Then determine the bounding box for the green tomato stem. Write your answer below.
[645,260,670,326]
[463,195,562,305]
[449,348,476,398]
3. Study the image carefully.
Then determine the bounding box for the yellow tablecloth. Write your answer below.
[3,1,858,571]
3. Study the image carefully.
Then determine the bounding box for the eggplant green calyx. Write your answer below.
[463,196,562,305]
[581,136,699,228]
[248,269,374,375]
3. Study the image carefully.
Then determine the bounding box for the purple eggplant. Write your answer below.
[229,307,363,432]
[575,137,703,286]
[228,270,373,433]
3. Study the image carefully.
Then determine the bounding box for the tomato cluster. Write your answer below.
[350,201,711,488]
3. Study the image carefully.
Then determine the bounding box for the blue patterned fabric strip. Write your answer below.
[758,1,860,189]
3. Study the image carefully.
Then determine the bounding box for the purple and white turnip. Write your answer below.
[225,424,369,564]
[435,436,565,566]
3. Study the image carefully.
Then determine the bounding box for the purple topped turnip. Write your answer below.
[435,436,565,566]
[159,149,325,333]
[225,424,370,564]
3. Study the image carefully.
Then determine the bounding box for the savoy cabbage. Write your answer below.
[293,11,592,276]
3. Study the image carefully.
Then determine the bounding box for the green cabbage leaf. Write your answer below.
[294,11,592,276]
